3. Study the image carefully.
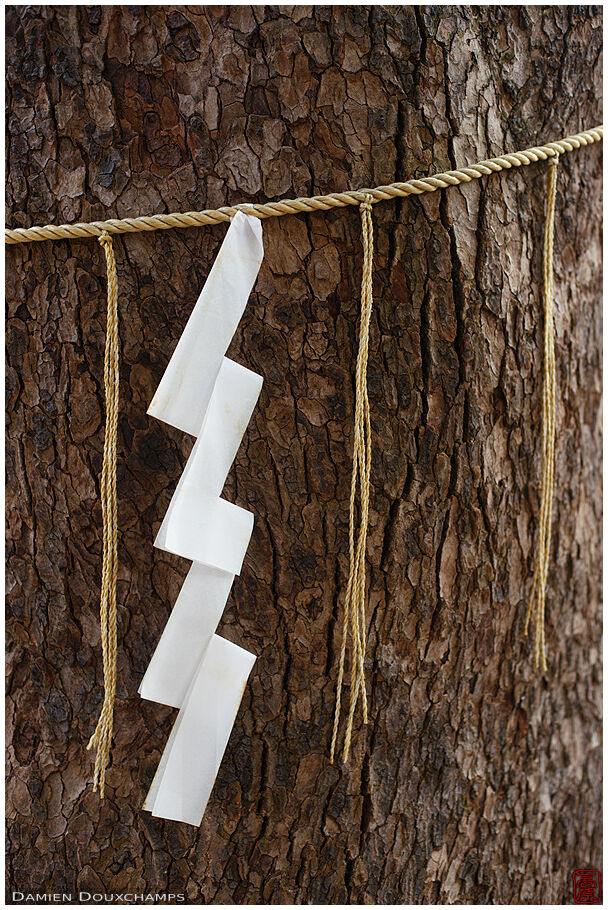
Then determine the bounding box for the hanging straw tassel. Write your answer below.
[525,155,559,672]
[87,231,120,796]
[330,195,374,763]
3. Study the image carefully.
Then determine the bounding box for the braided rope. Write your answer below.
[86,232,120,797]
[5,126,602,245]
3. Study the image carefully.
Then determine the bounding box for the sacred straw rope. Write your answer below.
[4,127,602,245]
[5,125,601,785]
[524,156,560,673]
[330,195,374,763]
[86,232,120,797]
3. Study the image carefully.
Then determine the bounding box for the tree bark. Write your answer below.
[6,6,602,904]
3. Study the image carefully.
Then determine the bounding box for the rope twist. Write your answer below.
[5,127,602,245]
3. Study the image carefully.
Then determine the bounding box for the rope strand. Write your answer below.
[5,127,602,245]
[525,156,559,672]
[330,195,374,763]
[87,232,120,797]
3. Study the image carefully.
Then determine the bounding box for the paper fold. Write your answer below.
[144,635,256,826]
[138,563,234,708]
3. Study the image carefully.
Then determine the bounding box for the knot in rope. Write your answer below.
[359,194,374,213]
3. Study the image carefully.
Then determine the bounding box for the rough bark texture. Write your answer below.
[6,6,603,905]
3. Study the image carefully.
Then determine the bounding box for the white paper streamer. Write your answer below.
[154,357,262,573]
[138,563,234,708]
[141,212,263,826]
[147,211,264,438]
[144,634,256,826]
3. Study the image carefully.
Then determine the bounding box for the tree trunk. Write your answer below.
[6,6,602,904]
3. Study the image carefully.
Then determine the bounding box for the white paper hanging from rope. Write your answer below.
[147,211,263,438]
[141,211,263,826]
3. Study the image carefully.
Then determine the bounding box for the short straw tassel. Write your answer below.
[330,195,374,763]
[87,232,120,797]
[525,155,559,672]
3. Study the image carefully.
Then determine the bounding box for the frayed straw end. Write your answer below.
[87,724,111,799]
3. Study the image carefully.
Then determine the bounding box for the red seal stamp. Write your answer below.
[573,869,602,904]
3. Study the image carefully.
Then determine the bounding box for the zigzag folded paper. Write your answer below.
[140,357,262,706]
[141,211,264,825]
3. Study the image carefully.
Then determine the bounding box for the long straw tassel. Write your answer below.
[525,155,559,673]
[330,195,374,763]
[87,232,120,797]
